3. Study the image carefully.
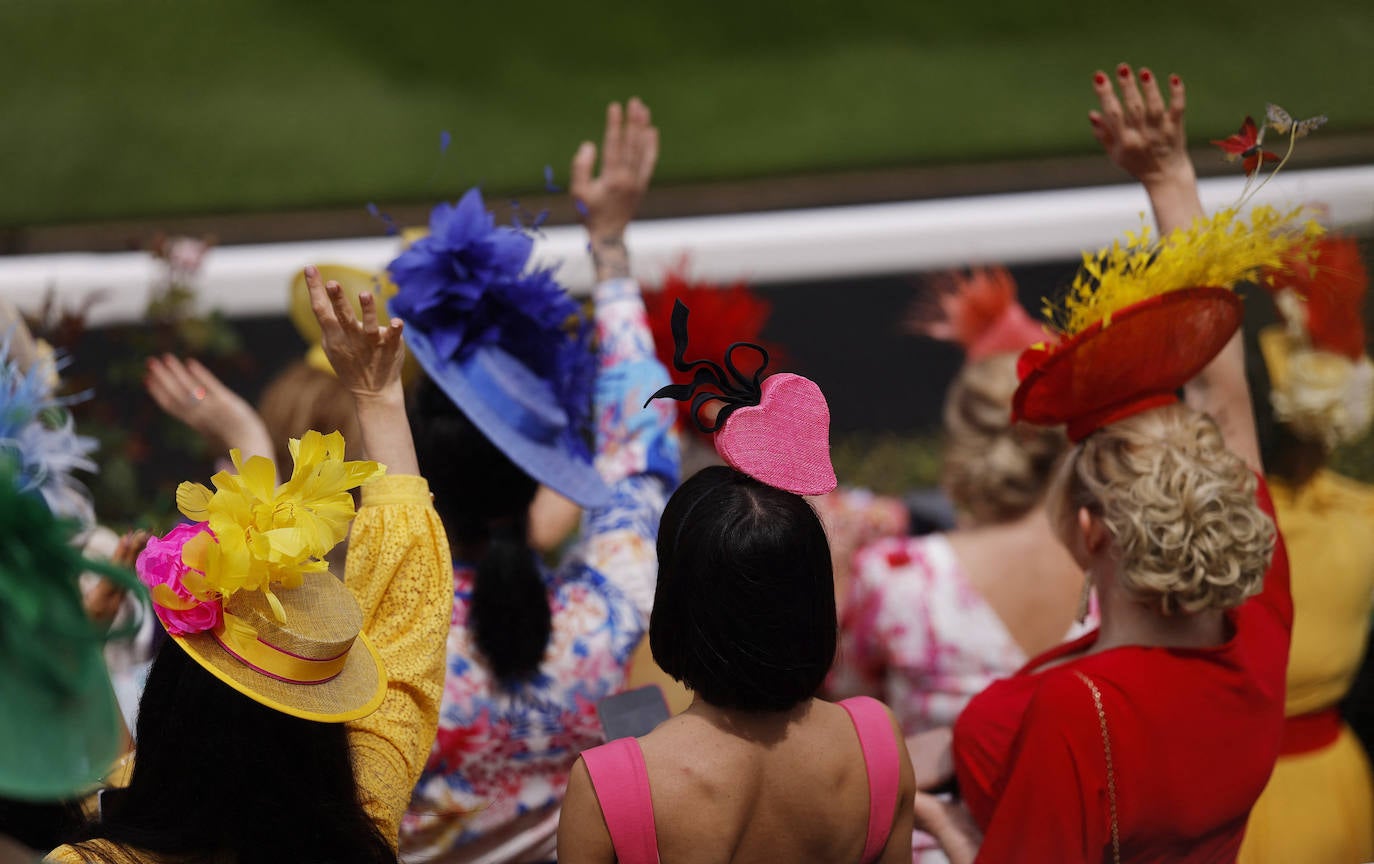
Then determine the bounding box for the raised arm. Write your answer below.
[566,98,680,618]
[571,98,658,284]
[304,266,418,475]
[304,265,452,846]
[1089,62,1201,234]
[1091,64,1261,470]
[145,354,275,467]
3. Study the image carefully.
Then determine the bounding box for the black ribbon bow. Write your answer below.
[645,300,770,434]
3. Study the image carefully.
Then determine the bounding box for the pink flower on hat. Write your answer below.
[136,522,223,636]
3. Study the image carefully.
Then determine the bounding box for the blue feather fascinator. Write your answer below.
[0,335,97,529]
[387,188,606,506]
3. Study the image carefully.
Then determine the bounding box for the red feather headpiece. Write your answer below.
[1266,236,1368,359]
[909,266,1044,359]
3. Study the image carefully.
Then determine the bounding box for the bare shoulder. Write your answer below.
[556,756,616,864]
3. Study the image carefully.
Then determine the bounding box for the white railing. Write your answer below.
[3,165,1372,327]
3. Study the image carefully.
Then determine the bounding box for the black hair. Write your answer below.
[650,465,836,712]
[70,639,395,864]
[410,375,547,683]
[0,795,83,852]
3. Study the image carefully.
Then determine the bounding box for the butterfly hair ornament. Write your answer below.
[1211,102,1328,204]
[647,300,837,496]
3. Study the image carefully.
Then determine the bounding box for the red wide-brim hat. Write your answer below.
[1012,287,1243,441]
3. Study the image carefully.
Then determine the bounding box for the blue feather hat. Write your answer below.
[387,188,606,507]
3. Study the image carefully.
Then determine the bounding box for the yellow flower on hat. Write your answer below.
[175,430,384,621]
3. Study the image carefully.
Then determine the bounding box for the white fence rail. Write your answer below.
[3,166,1373,327]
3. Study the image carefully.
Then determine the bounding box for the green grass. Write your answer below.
[2,0,1372,226]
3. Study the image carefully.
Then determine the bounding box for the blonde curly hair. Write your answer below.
[1050,403,1276,614]
[942,354,1068,525]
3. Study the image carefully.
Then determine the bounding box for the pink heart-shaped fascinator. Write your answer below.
[647,300,837,496]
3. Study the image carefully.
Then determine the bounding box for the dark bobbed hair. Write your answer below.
[650,466,836,712]
[71,639,394,864]
[410,375,547,682]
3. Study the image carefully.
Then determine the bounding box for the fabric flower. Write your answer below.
[387,187,596,457]
[136,521,223,636]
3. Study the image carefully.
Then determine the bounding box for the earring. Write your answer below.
[1076,572,1094,624]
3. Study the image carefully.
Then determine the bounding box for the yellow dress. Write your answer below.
[1239,470,1374,864]
[47,474,453,863]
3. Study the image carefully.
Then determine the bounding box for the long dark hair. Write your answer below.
[411,376,547,682]
[70,640,395,864]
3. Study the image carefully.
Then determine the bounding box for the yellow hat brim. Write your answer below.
[170,627,387,724]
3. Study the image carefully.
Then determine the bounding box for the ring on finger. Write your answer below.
[189,386,207,403]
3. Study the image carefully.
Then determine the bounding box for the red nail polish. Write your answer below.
[1094,72,1107,85]
[1117,65,1130,78]
[1170,74,1180,86]
[1140,69,1152,82]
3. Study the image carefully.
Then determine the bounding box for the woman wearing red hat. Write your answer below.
[916,62,1313,863]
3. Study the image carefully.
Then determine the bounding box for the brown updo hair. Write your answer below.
[1051,403,1276,614]
[942,354,1068,525]
[257,361,362,469]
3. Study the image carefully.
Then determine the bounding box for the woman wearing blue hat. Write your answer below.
[396,99,680,864]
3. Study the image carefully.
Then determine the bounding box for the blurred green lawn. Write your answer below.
[2,0,1371,226]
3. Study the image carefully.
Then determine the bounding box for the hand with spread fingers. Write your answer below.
[144,354,274,463]
[303,265,417,474]
[1090,62,1203,234]
[304,266,406,403]
[570,97,659,282]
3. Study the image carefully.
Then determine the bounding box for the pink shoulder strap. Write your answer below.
[581,737,661,864]
[839,696,901,864]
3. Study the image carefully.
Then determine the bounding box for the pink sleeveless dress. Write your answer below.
[580,696,901,863]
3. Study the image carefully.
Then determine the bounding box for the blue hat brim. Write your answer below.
[404,328,611,509]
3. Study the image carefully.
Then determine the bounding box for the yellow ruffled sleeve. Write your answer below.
[345,474,453,848]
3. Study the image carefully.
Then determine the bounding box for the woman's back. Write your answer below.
[836,516,1086,734]
[564,698,912,864]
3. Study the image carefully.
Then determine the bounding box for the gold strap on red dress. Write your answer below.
[1074,671,1121,864]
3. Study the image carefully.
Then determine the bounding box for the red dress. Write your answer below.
[953,481,1293,862]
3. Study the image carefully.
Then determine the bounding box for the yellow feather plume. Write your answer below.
[174,430,385,620]
[1043,206,1325,337]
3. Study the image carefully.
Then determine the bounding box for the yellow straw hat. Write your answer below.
[137,430,388,722]
[170,572,385,723]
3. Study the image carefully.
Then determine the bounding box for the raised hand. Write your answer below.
[1090,62,1190,186]
[145,354,273,462]
[1090,62,1202,234]
[304,265,417,474]
[304,266,406,401]
[570,97,659,281]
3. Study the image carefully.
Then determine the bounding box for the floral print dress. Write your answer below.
[400,279,679,864]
